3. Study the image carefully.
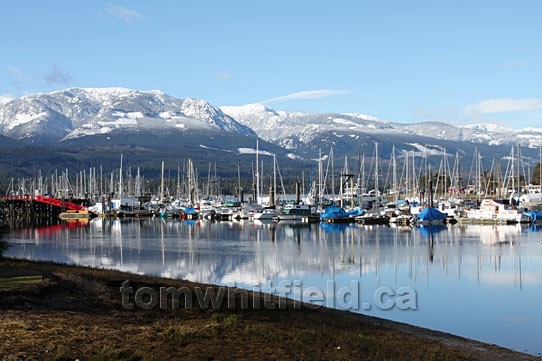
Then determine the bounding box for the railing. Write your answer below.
[0,195,33,201]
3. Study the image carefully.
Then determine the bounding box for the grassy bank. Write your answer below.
[0,258,537,361]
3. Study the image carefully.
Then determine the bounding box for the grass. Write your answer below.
[0,275,44,288]
[0,258,538,361]
[0,265,45,288]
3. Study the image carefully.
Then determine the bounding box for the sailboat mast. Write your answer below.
[160,160,164,203]
[405,150,410,200]
[391,145,397,202]
[361,153,366,193]
[318,148,323,205]
[137,167,141,197]
[374,143,379,198]
[254,139,260,203]
[412,151,417,198]
[511,145,515,196]
[497,160,502,199]
[119,154,123,200]
[331,148,335,201]
[517,144,522,194]
[237,164,241,201]
[273,154,277,203]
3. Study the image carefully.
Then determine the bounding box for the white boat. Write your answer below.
[465,199,530,224]
[252,208,278,220]
[235,203,264,220]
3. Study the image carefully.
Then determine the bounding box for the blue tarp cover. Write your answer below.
[416,207,447,221]
[320,206,364,220]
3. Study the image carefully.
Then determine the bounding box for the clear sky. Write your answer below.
[2,1,542,128]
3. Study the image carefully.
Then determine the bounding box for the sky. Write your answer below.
[1,1,542,129]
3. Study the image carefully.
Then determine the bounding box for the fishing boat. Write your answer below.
[465,199,530,224]
[272,204,319,223]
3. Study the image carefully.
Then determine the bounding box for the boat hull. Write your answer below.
[59,210,93,220]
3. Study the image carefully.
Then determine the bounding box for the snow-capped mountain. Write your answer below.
[2,88,541,150]
[1,87,541,167]
[221,104,542,150]
[220,104,390,146]
[0,88,255,143]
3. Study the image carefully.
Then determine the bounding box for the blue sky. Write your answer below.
[2,1,542,128]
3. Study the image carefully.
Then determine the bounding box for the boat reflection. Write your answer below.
[5,219,541,290]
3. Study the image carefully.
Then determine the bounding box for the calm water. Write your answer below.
[5,219,542,355]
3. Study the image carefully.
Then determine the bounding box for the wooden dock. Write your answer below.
[0,195,88,226]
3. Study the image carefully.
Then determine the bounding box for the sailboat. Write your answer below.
[519,146,542,207]
[412,207,448,225]
[465,146,531,224]
[355,143,390,224]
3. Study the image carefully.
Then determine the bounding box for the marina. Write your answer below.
[4,218,542,356]
[1,143,541,227]
[3,3,542,359]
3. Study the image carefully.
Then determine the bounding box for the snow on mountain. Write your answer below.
[407,143,447,157]
[2,88,542,152]
[220,104,285,139]
[461,123,510,133]
[0,96,12,106]
[519,127,542,134]
[237,147,274,156]
[222,105,461,147]
[220,104,395,149]
[0,88,255,143]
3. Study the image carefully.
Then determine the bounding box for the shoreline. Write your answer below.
[0,257,538,361]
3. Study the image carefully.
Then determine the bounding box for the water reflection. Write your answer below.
[6,220,539,288]
[4,219,542,355]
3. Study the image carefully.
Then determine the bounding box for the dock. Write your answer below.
[0,195,88,226]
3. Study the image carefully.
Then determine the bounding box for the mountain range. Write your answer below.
[0,88,255,143]
[221,103,542,152]
[1,88,541,182]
